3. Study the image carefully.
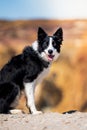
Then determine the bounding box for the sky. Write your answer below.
[0,0,87,20]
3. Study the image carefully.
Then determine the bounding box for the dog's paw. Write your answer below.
[32,111,43,115]
[10,109,23,114]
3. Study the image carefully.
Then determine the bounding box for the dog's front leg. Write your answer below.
[24,82,42,114]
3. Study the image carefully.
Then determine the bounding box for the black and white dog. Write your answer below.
[0,27,63,114]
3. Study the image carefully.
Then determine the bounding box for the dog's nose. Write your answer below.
[48,49,53,54]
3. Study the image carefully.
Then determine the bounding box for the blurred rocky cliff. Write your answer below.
[0,20,87,113]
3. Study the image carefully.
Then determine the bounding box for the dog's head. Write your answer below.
[32,27,63,63]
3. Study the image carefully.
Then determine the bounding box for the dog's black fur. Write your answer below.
[0,47,49,113]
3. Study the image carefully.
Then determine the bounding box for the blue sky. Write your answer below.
[0,0,87,20]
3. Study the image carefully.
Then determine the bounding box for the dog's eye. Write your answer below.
[43,42,48,48]
[52,41,57,47]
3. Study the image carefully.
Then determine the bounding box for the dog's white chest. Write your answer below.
[36,68,49,85]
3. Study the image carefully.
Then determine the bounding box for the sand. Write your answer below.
[0,112,87,130]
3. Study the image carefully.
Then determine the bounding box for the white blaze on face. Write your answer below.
[45,37,54,55]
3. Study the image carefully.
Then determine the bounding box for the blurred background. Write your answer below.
[0,0,87,113]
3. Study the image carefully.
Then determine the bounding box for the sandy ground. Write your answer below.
[0,112,87,130]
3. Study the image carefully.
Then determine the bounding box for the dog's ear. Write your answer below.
[38,27,47,42]
[53,27,63,42]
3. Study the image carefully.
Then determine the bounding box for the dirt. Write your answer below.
[0,112,87,130]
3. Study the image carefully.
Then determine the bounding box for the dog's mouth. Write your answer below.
[47,54,55,61]
[44,51,55,62]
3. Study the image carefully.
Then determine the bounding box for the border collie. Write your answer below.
[0,27,63,114]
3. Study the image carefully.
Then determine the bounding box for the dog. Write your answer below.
[0,27,63,114]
